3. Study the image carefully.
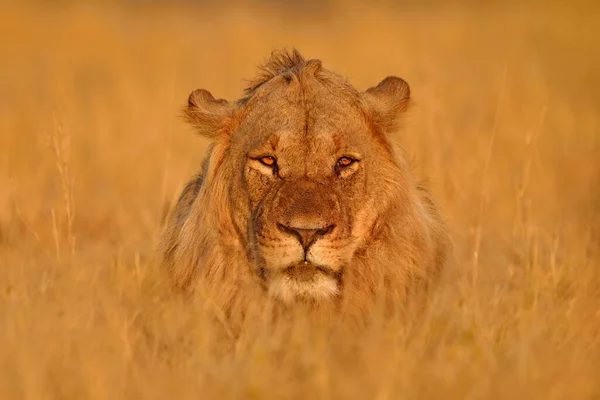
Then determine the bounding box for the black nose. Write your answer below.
[277,223,334,250]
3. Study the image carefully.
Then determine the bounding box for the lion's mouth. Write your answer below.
[256,262,340,282]
[283,261,339,282]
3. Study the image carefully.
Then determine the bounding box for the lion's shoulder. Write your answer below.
[173,173,203,223]
[160,173,203,269]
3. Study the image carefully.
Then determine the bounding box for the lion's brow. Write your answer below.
[332,134,344,153]
[269,135,280,151]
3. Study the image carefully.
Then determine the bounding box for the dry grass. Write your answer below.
[1,1,599,398]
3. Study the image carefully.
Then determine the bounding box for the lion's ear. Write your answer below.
[183,89,235,139]
[363,76,411,133]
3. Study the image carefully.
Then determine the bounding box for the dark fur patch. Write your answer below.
[244,48,306,96]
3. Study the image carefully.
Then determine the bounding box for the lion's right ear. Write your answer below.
[183,89,235,139]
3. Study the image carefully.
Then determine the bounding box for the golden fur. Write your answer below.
[160,49,450,322]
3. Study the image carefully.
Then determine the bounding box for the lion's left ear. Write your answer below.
[183,89,235,140]
[363,76,411,133]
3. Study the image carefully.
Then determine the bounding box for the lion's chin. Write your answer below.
[267,263,340,304]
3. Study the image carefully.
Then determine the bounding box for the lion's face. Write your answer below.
[176,52,419,307]
[226,74,399,304]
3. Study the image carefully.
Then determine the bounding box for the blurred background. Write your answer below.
[1,0,599,398]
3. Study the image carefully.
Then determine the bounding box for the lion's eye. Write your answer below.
[337,157,355,167]
[259,156,277,167]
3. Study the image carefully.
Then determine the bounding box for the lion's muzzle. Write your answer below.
[276,223,335,253]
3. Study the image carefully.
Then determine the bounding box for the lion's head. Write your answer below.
[161,50,449,318]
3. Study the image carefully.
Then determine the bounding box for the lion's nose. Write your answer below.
[277,223,334,250]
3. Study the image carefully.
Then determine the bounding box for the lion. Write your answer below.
[160,49,450,322]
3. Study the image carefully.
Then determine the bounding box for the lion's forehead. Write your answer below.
[239,79,369,145]
[240,112,371,163]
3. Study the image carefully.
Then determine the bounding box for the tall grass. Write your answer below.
[1,1,599,398]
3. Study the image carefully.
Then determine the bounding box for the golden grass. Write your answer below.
[1,1,599,398]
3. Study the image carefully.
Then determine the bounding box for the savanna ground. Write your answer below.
[1,1,599,398]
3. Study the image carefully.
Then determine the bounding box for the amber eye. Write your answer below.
[259,156,277,167]
[337,156,355,167]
